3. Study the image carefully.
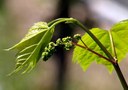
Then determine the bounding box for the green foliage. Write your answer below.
[73,20,128,72]
[7,18,128,75]
[6,18,128,90]
[6,18,75,74]
[7,22,54,74]
[111,20,128,60]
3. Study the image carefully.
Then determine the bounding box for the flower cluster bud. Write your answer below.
[56,37,73,50]
[42,42,56,61]
[42,35,81,61]
[56,38,63,46]
[73,34,81,40]
[62,37,73,50]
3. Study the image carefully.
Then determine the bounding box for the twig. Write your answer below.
[72,42,116,64]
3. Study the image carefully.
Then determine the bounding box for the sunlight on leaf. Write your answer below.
[7,22,54,74]
[7,18,128,74]
[73,28,113,72]
[111,20,128,62]
[73,20,128,73]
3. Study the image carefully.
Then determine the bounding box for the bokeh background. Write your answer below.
[1,0,128,90]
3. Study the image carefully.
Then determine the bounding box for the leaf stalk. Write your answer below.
[47,18,128,89]
[73,20,128,90]
[72,42,116,64]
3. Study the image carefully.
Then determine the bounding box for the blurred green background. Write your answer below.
[1,0,128,90]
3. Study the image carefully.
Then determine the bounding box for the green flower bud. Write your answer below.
[49,42,56,47]
[73,34,81,40]
[56,38,63,46]
[64,41,73,50]
[42,42,56,61]
[42,52,49,61]
[62,36,72,42]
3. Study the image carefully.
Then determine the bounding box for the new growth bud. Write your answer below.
[73,34,81,40]
[42,36,74,61]
[61,37,73,50]
[42,42,56,61]
[58,36,73,50]
[56,38,63,46]
[62,36,72,42]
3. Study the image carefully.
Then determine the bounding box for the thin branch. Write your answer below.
[73,19,128,90]
[80,38,88,48]
[72,42,116,64]
[74,20,115,61]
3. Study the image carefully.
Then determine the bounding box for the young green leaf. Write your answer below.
[73,28,113,72]
[73,20,128,73]
[7,22,54,74]
[7,18,76,74]
[110,20,128,62]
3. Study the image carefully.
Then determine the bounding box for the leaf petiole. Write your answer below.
[72,42,116,64]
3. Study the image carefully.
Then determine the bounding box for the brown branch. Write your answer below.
[72,42,116,64]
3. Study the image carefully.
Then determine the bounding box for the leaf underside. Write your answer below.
[7,22,54,74]
[73,20,128,73]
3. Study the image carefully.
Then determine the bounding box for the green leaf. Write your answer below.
[111,20,128,62]
[73,20,128,73]
[7,22,54,74]
[73,28,113,72]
